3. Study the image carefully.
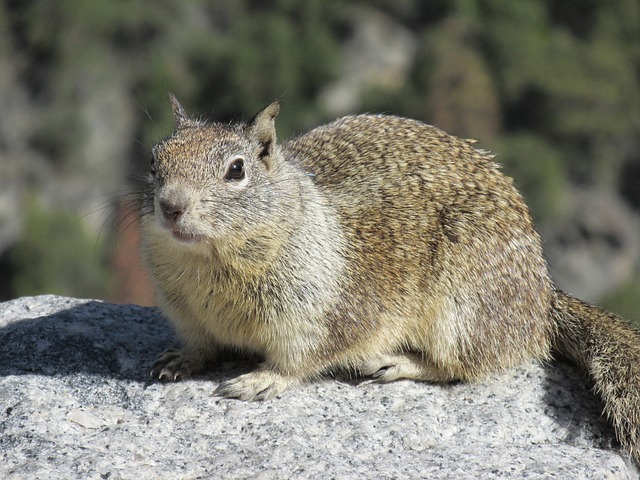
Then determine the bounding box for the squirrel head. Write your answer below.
[144,95,292,253]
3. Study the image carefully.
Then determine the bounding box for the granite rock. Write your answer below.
[0,295,637,479]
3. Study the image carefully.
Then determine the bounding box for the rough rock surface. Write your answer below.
[0,295,637,479]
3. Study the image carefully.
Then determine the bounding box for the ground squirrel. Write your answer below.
[142,95,640,464]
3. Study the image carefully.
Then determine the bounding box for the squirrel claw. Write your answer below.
[150,348,201,381]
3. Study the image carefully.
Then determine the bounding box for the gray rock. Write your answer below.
[0,295,637,479]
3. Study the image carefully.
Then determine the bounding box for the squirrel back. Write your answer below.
[284,114,555,378]
[142,96,640,465]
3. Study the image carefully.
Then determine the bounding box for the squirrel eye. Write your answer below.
[225,158,245,181]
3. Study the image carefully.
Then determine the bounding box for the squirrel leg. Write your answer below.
[214,364,302,401]
[359,352,456,383]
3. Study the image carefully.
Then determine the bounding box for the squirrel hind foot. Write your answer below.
[359,353,457,383]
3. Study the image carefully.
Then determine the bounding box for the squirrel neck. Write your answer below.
[206,160,343,285]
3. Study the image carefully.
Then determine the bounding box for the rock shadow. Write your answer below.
[0,299,264,384]
[541,360,616,451]
[0,300,177,381]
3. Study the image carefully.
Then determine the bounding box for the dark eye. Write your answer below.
[225,158,245,181]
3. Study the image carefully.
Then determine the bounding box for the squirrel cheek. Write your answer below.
[225,176,249,190]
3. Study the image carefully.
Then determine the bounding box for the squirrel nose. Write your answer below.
[158,198,187,222]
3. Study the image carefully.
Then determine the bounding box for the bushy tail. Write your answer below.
[552,290,640,465]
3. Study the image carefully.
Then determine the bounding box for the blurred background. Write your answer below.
[0,0,638,323]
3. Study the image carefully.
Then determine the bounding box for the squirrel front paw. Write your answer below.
[215,368,298,401]
[150,348,206,381]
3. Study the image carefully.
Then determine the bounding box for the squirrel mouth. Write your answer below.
[156,213,204,244]
[169,226,203,244]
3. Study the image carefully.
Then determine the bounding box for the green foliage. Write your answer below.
[10,199,114,299]
[602,276,640,327]
[207,1,341,134]
[130,0,343,142]
[493,133,567,221]
[478,0,640,183]
[417,15,500,140]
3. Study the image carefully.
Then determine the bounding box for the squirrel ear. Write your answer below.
[168,93,190,128]
[247,100,280,166]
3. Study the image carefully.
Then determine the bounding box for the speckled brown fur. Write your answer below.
[141,96,640,464]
